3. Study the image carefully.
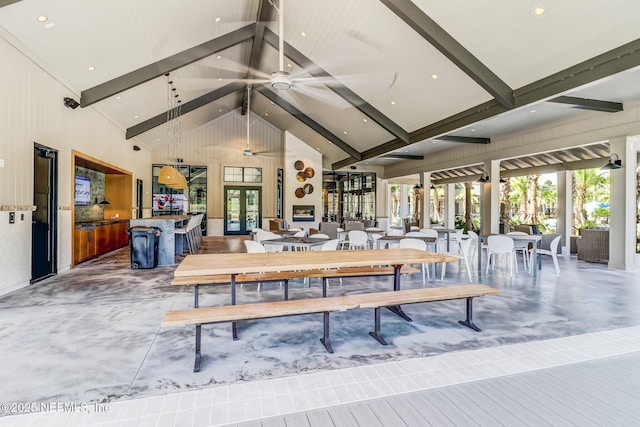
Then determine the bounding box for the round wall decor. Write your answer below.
[294,160,305,171]
[303,183,314,194]
[296,171,307,182]
[295,187,305,198]
[304,167,315,178]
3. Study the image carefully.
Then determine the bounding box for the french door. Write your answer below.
[224,186,261,235]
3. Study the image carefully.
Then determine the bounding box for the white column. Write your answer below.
[480,160,501,234]
[556,170,573,251]
[420,172,431,229]
[445,183,456,229]
[608,136,638,271]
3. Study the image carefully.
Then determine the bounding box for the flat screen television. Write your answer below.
[153,193,185,212]
[74,176,91,206]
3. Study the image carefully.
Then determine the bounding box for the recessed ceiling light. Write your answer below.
[301,32,306,37]
[265,113,269,116]
[432,140,437,144]
[216,55,222,59]
[391,101,396,105]
[218,78,222,81]
[471,128,476,132]
[316,147,320,151]
[133,115,139,119]
[533,6,545,16]
[219,109,223,112]
[287,63,292,68]
[343,131,348,135]
[115,96,121,100]
[530,109,537,113]
[215,17,221,22]
[362,118,368,123]
[87,66,95,71]
[404,150,408,153]
[156,138,160,142]
[37,15,48,22]
[431,74,438,80]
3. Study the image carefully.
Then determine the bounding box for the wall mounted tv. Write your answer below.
[74,176,91,206]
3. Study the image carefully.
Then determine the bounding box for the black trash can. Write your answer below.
[126,226,161,269]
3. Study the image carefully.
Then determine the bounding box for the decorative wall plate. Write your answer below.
[303,183,314,194]
[294,160,305,170]
[296,171,307,182]
[304,167,315,178]
[295,187,305,198]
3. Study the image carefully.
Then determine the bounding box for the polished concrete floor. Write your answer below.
[0,236,639,426]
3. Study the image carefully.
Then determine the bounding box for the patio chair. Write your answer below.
[486,235,517,277]
[533,234,562,276]
[399,238,429,285]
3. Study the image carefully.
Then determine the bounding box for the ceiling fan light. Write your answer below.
[271,71,292,90]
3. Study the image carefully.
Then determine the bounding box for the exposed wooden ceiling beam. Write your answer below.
[81,24,256,107]
[262,28,410,144]
[381,154,424,160]
[379,0,514,109]
[242,0,272,115]
[549,96,623,112]
[255,85,362,161]
[436,135,491,144]
[333,39,640,170]
[0,0,21,8]
[126,82,245,139]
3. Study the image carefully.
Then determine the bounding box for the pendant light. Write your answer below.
[158,74,187,189]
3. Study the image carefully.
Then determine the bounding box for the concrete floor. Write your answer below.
[0,237,639,426]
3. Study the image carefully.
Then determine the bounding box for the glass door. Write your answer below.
[224,186,261,235]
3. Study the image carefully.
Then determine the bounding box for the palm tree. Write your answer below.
[526,175,539,224]
[510,177,528,221]
[500,178,511,226]
[573,169,607,226]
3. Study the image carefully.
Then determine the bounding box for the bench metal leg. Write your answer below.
[386,305,412,322]
[194,284,199,308]
[231,275,238,340]
[284,279,289,301]
[319,312,334,353]
[368,307,388,345]
[194,324,202,372]
[458,297,481,332]
[322,278,328,297]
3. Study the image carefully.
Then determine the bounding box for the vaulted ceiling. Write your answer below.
[2,0,640,172]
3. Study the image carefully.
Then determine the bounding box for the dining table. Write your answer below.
[477,234,543,276]
[174,248,457,335]
[261,236,329,251]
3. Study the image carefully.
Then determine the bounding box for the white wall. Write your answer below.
[284,132,322,229]
[151,110,284,234]
[0,36,151,296]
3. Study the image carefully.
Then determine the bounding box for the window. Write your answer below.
[224,166,262,183]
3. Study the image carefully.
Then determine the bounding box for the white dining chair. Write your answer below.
[440,237,473,282]
[405,231,428,237]
[309,233,329,239]
[534,234,562,276]
[243,240,267,290]
[317,238,342,287]
[467,230,480,263]
[507,231,532,270]
[486,235,516,277]
[293,230,307,237]
[348,230,369,250]
[399,238,429,285]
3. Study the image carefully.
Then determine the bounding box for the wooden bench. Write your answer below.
[171,266,422,305]
[162,283,498,372]
[348,285,500,345]
[161,296,358,372]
